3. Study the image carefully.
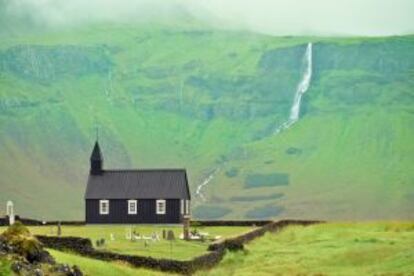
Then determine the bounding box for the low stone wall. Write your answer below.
[0,216,84,226]
[191,220,271,227]
[0,217,279,227]
[36,235,222,274]
[43,221,85,226]
[36,236,94,253]
[36,219,322,274]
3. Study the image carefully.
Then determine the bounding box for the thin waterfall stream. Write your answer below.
[195,43,313,202]
[275,42,313,134]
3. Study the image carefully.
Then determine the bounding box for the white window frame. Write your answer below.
[128,200,137,215]
[99,200,109,215]
[185,200,190,215]
[180,199,184,215]
[156,199,166,215]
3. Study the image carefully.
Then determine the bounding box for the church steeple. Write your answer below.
[90,141,103,175]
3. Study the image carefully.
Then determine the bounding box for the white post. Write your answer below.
[6,201,15,225]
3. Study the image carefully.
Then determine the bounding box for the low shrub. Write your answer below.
[244,173,289,188]
[245,205,285,219]
[225,168,239,178]
[1,222,43,262]
[192,220,271,227]
[230,193,284,202]
[193,205,231,220]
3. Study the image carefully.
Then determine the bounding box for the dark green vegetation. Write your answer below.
[230,193,284,202]
[245,205,284,219]
[244,173,289,188]
[193,206,232,220]
[0,18,413,219]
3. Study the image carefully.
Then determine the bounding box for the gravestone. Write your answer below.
[167,230,175,257]
[6,201,14,225]
[162,229,166,239]
[166,230,175,241]
[57,221,62,237]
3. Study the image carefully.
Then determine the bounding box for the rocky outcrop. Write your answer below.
[0,222,83,276]
[0,45,113,83]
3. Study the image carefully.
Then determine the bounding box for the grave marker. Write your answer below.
[57,221,62,237]
[167,230,175,241]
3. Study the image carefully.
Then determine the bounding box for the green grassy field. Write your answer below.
[2,222,413,275]
[198,222,414,275]
[0,257,13,276]
[27,222,414,275]
[0,225,253,260]
[0,15,413,221]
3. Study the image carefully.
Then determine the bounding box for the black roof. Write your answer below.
[85,169,190,199]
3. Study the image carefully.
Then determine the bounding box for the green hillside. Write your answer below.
[0,22,413,220]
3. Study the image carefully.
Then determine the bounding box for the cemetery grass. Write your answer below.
[0,225,254,261]
[49,249,164,276]
[198,222,414,275]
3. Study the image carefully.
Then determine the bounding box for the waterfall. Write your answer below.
[195,43,313,202]
[275,42,313,134]
[195,168,220,201]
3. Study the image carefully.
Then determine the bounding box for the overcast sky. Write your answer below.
[3,0,414,36]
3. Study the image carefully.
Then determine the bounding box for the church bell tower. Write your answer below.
[90,141,103,175]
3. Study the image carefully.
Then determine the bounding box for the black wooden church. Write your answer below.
[85,142,191,224]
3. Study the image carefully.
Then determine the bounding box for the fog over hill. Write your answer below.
[1,0,414,36]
